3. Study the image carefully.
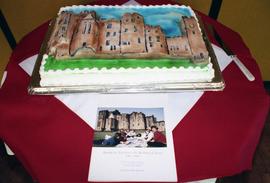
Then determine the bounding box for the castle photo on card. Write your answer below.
[93,107,167,148]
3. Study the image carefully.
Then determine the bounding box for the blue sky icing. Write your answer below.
[98,107,164,121]
[66,6,193,37]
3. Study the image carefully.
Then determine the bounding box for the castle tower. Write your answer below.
[110,114,118,131]
[98,19,121,54]
[47,11,80,59]
[69,11,99,57]
[154,121,165,132]
[129,112,146,130]
[116,113,130,130]
[96,110,109,131]
[182,16,209,61]
[145,115,156,129]
[145,25,168,54]
[105,113,115,131]
[166,36,192,57]
[120,13,146,53]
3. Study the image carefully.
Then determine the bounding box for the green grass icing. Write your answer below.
[44,56,207,71]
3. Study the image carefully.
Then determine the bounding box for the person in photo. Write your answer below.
[127,130,136,138]
[147,126,166,147]
[102,132,121,146]
[144,128,154,143]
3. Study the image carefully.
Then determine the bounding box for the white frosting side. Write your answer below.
[40,54,215,86]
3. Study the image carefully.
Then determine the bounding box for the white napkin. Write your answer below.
[19,44,232,130]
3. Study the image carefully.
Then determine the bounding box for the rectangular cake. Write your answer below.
[40,5,215,87]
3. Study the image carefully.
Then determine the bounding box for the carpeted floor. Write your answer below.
[0,92,269,183]
[0,143,34,183]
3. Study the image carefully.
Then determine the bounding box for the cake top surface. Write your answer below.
[36,5,218,91]
[45,4,210,71]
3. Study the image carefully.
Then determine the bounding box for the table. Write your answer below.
[0,0,269,182]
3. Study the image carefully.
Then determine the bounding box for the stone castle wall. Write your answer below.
[145,25,168,54]
[117,113,130,130]
[96,110,165,132]
[96,110,108,131]
[145,115,155,128]
[167,36,192,57]
[129,112,146,130]
[48,11,208,60]
[121,13,146,53]
[98,19,121,54]
[182,16,209,60]
[48,12,80,58]
[70,11,99,57]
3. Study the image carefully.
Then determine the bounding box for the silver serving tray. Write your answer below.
[28,15,225,95]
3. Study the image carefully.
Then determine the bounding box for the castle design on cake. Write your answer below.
[96,110,165,132]
[39,5,215,87]
[47,10,208,62]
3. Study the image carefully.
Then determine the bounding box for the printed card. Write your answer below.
[88,107,177,182]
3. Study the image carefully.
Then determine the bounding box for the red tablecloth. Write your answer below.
[0,0,269,182]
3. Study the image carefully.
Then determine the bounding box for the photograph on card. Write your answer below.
[93,107,167,148]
